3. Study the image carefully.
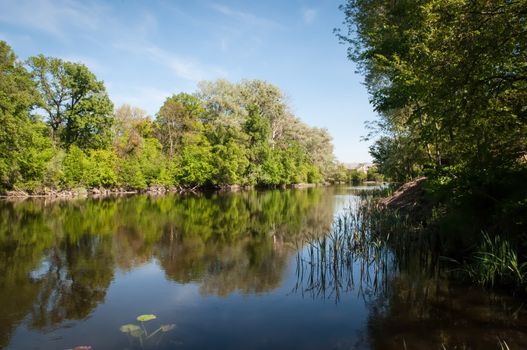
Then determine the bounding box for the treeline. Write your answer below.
[0,41,339,193]
[329,164,383,184]
[337,0,527,286]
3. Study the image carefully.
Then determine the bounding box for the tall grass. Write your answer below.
[295,188,527,302]
[464,232,527,289]
[293,192,439,302]
[293,201,392,302]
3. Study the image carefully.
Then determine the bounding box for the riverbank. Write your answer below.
[372,177,527,294]
[0,182,326,199]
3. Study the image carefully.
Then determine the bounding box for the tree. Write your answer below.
[173,141,216,187]
[337,0,527,180]
[27,55,114,149]
[0,41,52,191]
[337,0,527,238]
[156,93,205,158]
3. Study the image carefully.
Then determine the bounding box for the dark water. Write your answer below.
[1,187,526,350]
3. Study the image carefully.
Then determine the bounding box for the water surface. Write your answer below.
[1,187,526,349]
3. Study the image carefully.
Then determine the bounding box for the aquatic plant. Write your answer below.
[119,314,175,347]
[293,190,444,302]
[294,196,394,302]
[464,233,527,289]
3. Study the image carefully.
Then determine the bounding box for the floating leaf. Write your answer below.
[160,324,176,332]
[130,328,144,338]
[137,314,157,322]
[120,324,140,333]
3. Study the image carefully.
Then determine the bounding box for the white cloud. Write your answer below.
[145,46,210,82]
[303,8,317,24]
[211,3,282,29]
[115,42,228,83]
[0,0,107,39]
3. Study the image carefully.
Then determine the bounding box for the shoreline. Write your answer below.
[0,182,327,199]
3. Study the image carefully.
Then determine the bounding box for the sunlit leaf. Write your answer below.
[137,314,157,322]
[120,324,140,333]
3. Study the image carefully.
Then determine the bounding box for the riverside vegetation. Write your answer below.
[336,0,527,291]
[0,41,344,196]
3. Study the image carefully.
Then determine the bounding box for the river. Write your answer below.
[0,186,525,349]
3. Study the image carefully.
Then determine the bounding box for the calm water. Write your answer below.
[1,187,526,350]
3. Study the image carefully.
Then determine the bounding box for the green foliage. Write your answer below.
[366,166,383,182]
[27,55,114,150]
[338,0,527,237]
[62,145,88,187]
[156,93,205,158]
[212,140,249,185]
[348,169,366,184]
[136,314,156,322]
[139,138,166,185]
[369,135,426,182]
[464,233,527,289]
[118,158,147,190]
[0,41,52,191]
[1,39,337,192]
[173,140,216,187]
[84,149,117,188]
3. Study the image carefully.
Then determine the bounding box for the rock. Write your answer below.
[379,177,429,213]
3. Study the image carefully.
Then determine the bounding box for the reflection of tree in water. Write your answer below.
[156,189,336,296]
[0,201,55,348]
[365,269,527,349]
[0,188,336,346]
[30,234,114,329]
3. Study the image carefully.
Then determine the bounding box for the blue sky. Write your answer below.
[0,0,375,162]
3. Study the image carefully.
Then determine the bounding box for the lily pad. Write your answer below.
[160,324,176,332]
[137,314,157,322]
[130,328,144,338]
[120,324,141,333]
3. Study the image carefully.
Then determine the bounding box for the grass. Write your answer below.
[295,188,527,300]
[463,232,527,290]
[293,191,437,302]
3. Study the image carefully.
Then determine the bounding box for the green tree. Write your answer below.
[85,149,117,188]
[62,145,88,187]
[156,93,205,158]
[173,139,216,187]
[337,0,527,242]
[27,55,114,149]
[0,41,52,191]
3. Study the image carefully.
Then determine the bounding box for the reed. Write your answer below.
[293,191,442,302]
[463,232,527,289]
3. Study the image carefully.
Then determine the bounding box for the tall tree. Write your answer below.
[27,55,114,149]
[156,93,205,157]
[337,0,527,235]
[337,0,527,178]
[0,41,51,190]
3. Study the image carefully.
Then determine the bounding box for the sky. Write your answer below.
[0,0,376,162]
